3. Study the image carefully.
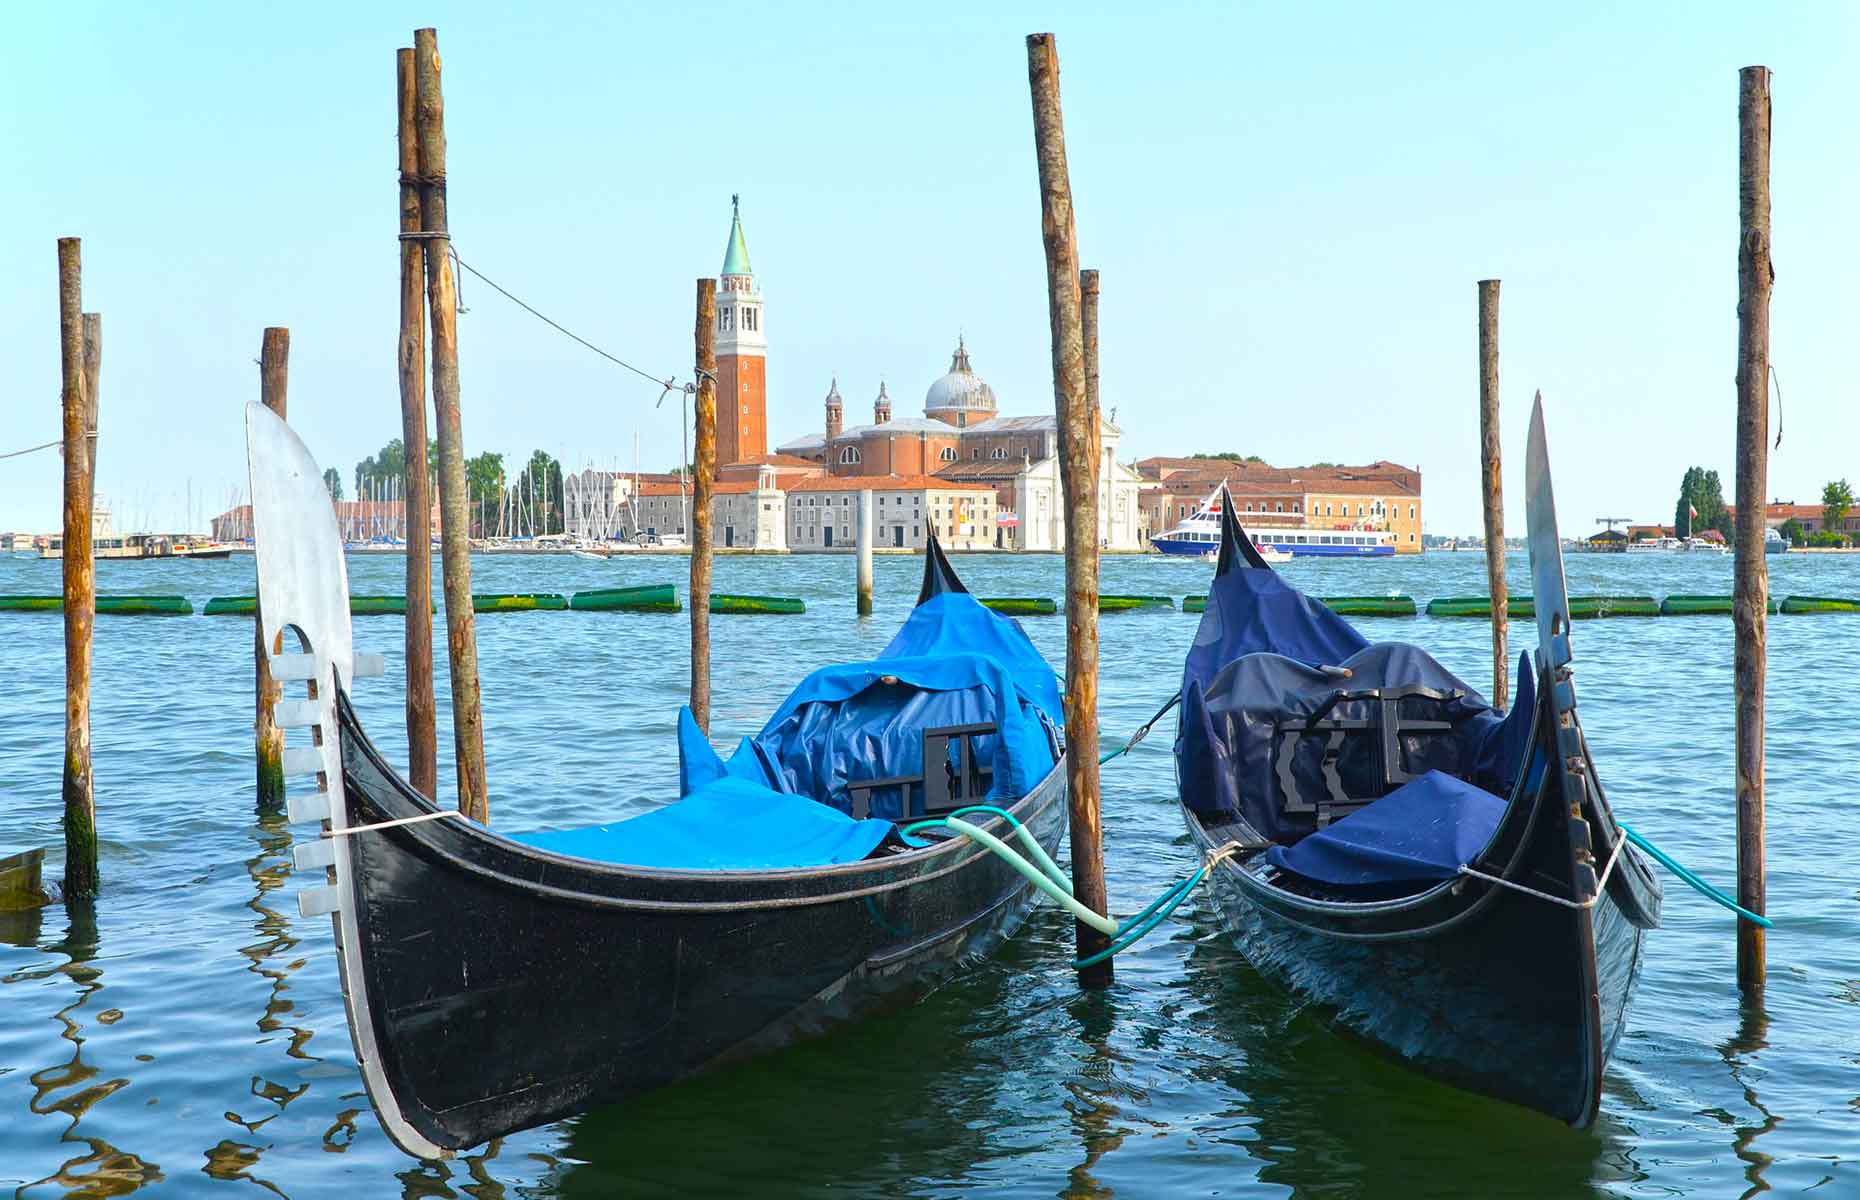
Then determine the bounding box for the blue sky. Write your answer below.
[4,2,1856,535]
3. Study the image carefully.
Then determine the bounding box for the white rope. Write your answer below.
[1456,827,1627,910]
[321,808,469,839]
[0,439,61,461]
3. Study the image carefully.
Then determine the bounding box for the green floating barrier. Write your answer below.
[1321,595,1417,617]
[981,597,1057,616]
[711,593,805,615]
[569,584,681,613]
[0,594,192,615]
[100,595,192,615]
[1101,595,1175,612]
[0,595,64,613]
[1427,595,1656,619]
[351,595,413,616]
[1780,595,1860,614]
[1661,594,1778,616]
[1183,595,1207,614]
[473,593,567,613]
[204,595,257,616]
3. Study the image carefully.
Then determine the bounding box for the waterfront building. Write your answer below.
[786,474,996,552]
[1727,501,1860,540]
[1136,456,1424,554]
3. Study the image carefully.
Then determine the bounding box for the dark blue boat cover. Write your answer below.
[1262,770,1506,888]
[1183,567,1369,693]
[509,777,895,870]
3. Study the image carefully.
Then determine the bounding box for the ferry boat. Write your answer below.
[1152,488,1394,558]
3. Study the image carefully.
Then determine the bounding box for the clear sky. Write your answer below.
[4,2,1856,536]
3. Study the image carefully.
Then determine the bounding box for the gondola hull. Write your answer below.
[1184,800,1651,1125]
[335,697,1067,1154]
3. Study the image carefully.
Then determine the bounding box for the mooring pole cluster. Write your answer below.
[690,279,717,731]
[1477,279,1508,711]
[1027,31,1111,986]
[254,328,289,813]
[1733,64,1771,990]
[412,27,489,823]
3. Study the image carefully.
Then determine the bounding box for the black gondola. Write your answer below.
[243,404,1067,1159]
[1174,396,1661,1126]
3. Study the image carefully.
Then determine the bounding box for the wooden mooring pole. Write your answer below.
[58,237,97,899]
[856,488,874,615]
[1477,279,1508,711]
[255,328,290,812]
[690,279,717,731]
[413,27,488,822]
[1733,65,1771,989]
[1027,32,1110,986]
[397,46,438,799]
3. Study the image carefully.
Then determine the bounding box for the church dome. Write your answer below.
[924,338,997,419]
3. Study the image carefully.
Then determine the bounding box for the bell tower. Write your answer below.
[714,195,767,468]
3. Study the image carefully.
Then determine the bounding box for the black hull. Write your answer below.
[1183,765,1657,1126]
[332,697,1067,1154]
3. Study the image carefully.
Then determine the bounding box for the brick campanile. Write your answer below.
[714,195,767,470]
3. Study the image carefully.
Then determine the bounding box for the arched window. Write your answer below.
[940,447,956,463]
[839,445,862,465]
[991,446,1007,460]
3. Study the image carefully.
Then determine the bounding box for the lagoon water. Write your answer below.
[1,547,1855,1197]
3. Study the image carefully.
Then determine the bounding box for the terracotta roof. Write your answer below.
[723,453,822,469]
[787,473,993,494]
[634,479,760,497]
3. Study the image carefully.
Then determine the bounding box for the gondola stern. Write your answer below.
[916,533,970,604]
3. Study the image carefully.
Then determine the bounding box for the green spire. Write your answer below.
[721,193,752,278]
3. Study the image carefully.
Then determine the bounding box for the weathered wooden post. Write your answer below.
[413,27,488,822]
[1478,279,1508,710]
[58,237,97,899]
[1080,267,1101,419]
[690,278,717,730]
[856,488,874,615]
[397,46,438,798]
[1733,65,1771,988]
[80,314,100,511]
[1028,32,1111,985]
[254,328,290,812]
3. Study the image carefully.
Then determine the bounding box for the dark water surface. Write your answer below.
[1,548,1855,1197]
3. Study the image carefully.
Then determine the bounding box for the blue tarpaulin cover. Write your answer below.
[1262,770,1507,888]
[509,777,896,870]
[517,581,1060,869]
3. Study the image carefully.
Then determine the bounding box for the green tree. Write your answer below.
[509,450,565,535]
[322,468,343,501]
[1824,479,1854,543]
[464,452,505,537]
[1191,451,1244,461]
[1778,517,1806,546]
[1674,467,1729,539]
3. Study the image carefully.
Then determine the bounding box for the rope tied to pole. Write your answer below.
[0,439,64,462]
[1099,690,1182,765]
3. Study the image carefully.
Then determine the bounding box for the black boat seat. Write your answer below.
[1273,684,1464,829]
[847,722,997,821]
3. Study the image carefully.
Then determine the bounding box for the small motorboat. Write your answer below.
[1172,396,1661,1126]
[242,403,1068,1158]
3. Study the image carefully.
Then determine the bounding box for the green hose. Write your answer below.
[902,804,1074,896]
[939,817,1119,935]
[1621,823,1773,928]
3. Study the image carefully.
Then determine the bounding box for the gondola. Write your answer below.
[242,403,1068,1159]
[1174,396,1661,1126]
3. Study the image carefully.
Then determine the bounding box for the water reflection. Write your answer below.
[11,900,166,1194]
[1718,988,1776,1200]
[1059,991,1129,1200]
[1172,927,1619,1198]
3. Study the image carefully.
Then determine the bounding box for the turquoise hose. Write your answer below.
[902,804,1074,896]
[1621,823,1773,929]
[1073,868,1205,969]
[939,817,1119,935]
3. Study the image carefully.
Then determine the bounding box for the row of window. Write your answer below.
[717,306,760,333]
[837,444,1033,466]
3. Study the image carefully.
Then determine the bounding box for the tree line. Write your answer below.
[1672,466,1853,547]
[326,438,569,537]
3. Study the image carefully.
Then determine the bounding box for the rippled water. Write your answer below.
[1,547,1855,1197]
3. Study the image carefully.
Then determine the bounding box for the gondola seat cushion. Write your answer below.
[508,777,896,870]
[1262,770,1505,889]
